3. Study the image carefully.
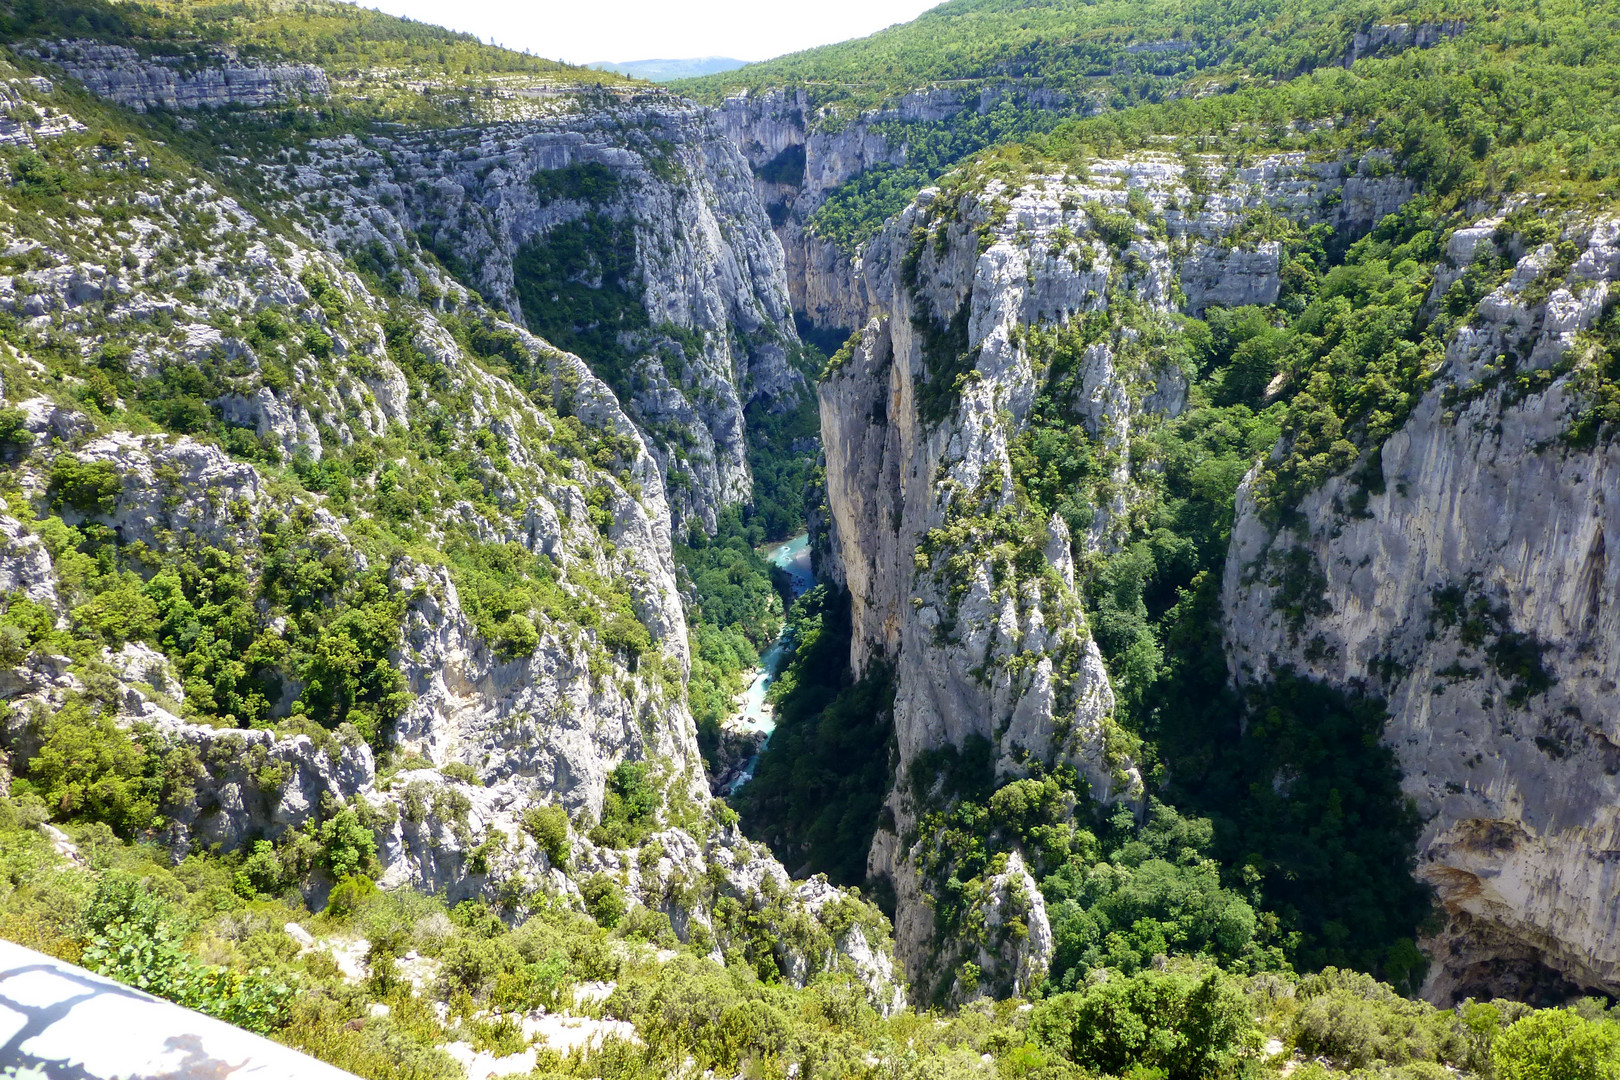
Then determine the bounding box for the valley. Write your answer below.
[1,0,1619,1077]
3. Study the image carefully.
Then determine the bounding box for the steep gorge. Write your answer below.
[795,138,1620,1006]
[0,22,903,1012]
[808,148,1421,1001]
[8,2,1620,1075]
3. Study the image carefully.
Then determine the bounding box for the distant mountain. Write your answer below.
[589,56,749,82]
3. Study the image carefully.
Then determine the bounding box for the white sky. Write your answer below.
[349,0,942,65]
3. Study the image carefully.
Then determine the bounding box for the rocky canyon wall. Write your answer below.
[0,49,903,1008]
[282,92,803,534]
[1223,214,1620,1002]
[817,148,1412,1000]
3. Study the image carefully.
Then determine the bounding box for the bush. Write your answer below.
[522,804,571,868]
[48,456,123,516]
[80,874,290,1034]
[280,1004,463,1080]
[327,874,379,918]
[0,407,31,452]
[233,839,289,899]
[1493,1009,1620,1080]
[72,573,160,648]
[1031,967,1255,1080]
[589,762,660,849]
[294,573,412,751]
[0,594,57,664]
[1291,968,1466,1069]
[437,933,522,999]
[318,808,380,881]
[581,873,626,929]
[440,762,482,786]
[495,612,539,658]
[24,701,161,837]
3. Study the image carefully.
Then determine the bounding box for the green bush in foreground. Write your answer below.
[81,874,291,1034]
[1493,1009,1620,1080]
[1032,966,1257,1080]
[6,792,1620,1080]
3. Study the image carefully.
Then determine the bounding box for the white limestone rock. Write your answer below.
[31,40,328,113]
[1221,214,1620,1002]
[289,97,803,533]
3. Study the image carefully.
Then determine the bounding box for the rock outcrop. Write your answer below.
[0,76,84,146]
[815,148,1425,999]
[282,95,803,533]
[25,40,328,112]
[1342,20,1469,66]
[718,83,1416,351]
[1223,214,1620,1003]
[719,87,1077,340]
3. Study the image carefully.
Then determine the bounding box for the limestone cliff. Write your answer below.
[42,32,804,535]
[278,93,803,533]
[1223,213,1620,1003]
[0,52,900,1008]
[817,149,1417,999]
[24,39,328,112]
[719,87,1075,340]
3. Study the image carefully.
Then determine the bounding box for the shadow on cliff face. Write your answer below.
[794,312,853,359]
[1424,906,1614,1007]
[1148,606,1436,991]
[733,585,897,887]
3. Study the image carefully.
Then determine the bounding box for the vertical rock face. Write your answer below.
[719,87,1072,340]
[1342,20,1469,66]
[822,182,1141,1001]
[284,94,803,533]
[1222,216,1620,1003]
[817,149,1425,1000]
[719,88,878,337]
[25,40,329,111]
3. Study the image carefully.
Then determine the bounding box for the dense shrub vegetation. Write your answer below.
[806,101,1071,253]
[679,0,1428,108]
[735,586,896,886]
[6,0,625,85]
[5,792,1616,1080]
[512,215,648,402]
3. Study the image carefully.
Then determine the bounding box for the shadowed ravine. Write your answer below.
[726,532,815,793]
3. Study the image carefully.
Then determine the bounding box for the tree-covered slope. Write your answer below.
[679,0,1450,108]
[693,0,1609,316]
[10,0,626,87]
[972,0,1620,213]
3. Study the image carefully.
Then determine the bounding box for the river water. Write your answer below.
[724,532,813,793]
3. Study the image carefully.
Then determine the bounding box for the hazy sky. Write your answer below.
[352,0,943,65]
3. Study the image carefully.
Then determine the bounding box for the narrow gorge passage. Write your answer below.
[723,532,815,795]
